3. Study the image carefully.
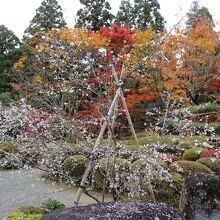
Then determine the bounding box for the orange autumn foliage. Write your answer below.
[126,93,158,112]
[157,20,220,102]
[58,28,109,50]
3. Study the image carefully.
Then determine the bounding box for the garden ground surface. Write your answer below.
[0,169,112,219]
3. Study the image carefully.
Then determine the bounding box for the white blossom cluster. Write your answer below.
[0,100,30,141]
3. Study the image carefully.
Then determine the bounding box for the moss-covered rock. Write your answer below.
[182,147,206,161]
[0,143,13,156]
[20,206,43,215]
[130,158,182,207]
[153,172,184,208]
[63,155,88,180]
[6,211,43,220]
[6,206,43,220]
[131,159,168,183]
[0,143,21,169]
[93,157,130,191]
[169,160,213,177]
[197,157,220,175]
[20,144,42,167]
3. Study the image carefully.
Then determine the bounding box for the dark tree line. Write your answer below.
[75,0,165,32]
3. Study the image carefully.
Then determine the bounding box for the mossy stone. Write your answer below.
[131,158,182,207]
[131,158,169,187]
[182,147,206,161]
[6,210,43,220]
[153,172,184,208]
[0,143,19,169]
[0,143,13,153]
[63,155,88,178]
[169,160,213,177]
[129,164,183,208]
[20,206,43,214]
[197,157,220,175]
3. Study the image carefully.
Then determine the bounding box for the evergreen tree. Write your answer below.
[75,0,114,31]
[24,0,66,37]
[186,1,214,29]
[0,25,21,93]
[133,0,165,32]
[115,0,134,28]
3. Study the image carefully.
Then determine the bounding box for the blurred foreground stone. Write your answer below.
[180,173,220,219]
[42,201,183,220]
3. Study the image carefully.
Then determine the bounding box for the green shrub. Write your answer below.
[0,92,11,105]
[190,103,220,114]
[132,158,168,172]
[169,160,212,176]
[189,122,220,135]
[41,198,65,211]
[156,145,184,154]
[197,157,220,175]
[182,147,206,161]
[93,169,104,190]
[93,157,130,190]
[98,157,130,174]
[63,154,88,179]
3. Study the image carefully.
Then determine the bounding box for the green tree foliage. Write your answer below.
[75,0,114,31]
[186,1,215,29]
[24,0,66,37]
[0,25,21,93]
[115,0,134,28]
[133,0,165,32]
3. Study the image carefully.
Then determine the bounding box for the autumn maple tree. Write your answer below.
[157,20,219,104]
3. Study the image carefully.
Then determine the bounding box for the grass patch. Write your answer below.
[120,134,209,150]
